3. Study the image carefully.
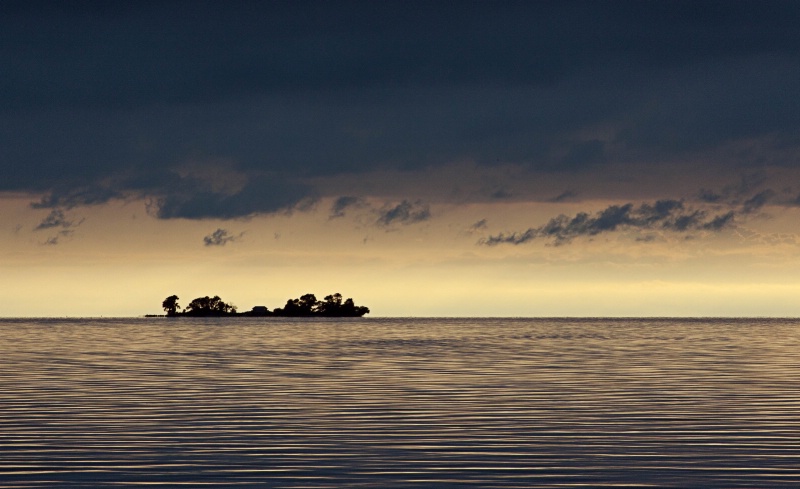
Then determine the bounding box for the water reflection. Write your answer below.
[1,318,800,487]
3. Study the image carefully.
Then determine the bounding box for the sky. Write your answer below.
[3,0,800,317]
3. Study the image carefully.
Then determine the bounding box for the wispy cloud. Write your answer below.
[34,209,72,231]
[469,219,488,231]
[40,230,75,246]
[699,172,769,206]
[702,211,735,231]
[203,228,244,247]
[329,196,365,219]
[548,190,577,203]
[480,200,736,246]
[460,218,489,237]
[377,200,431,227]
[742,189,775,214]
[34,209,82,245]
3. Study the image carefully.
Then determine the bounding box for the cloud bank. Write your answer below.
[2,2,800,220]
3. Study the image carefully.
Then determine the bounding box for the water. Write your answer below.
[2,317,800,488]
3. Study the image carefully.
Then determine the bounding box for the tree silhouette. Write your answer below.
[277,293,317,316]
[298,293,317,314]
[340,297,370,317]
[158,292,368,317]
[185,295,237,316]
[162,295,180,316]
[315,293,343,316]
[272,292,369,317]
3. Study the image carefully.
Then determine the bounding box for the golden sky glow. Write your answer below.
[5,195,800,317]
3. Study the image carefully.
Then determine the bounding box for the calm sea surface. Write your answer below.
[2,317,800,488]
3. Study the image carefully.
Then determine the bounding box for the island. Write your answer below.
[157,293,370,318]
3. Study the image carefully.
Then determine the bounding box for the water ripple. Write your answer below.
[1,318,800,487]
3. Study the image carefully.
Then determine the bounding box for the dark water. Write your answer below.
[2,317,800,488]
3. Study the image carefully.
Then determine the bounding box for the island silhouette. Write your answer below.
[157,293,369,318]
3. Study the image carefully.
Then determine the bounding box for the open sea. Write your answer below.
[2,317,800,488]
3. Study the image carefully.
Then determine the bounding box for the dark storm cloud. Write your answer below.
[149,176,313,220]
[3,1,800,219]
[490,189,513,200]
[560,140,607,170]
[203,228,243,247]
[377,200,431,227]
[481,200,736,246]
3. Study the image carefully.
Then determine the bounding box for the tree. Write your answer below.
[185,295,237,316]
[272,292,370,317]
[297,293,317,314]
[316,293,343,316]
[341,297,370,317]
[162,295,180,316]
[160,291,368,318]
[277,293,318,316]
